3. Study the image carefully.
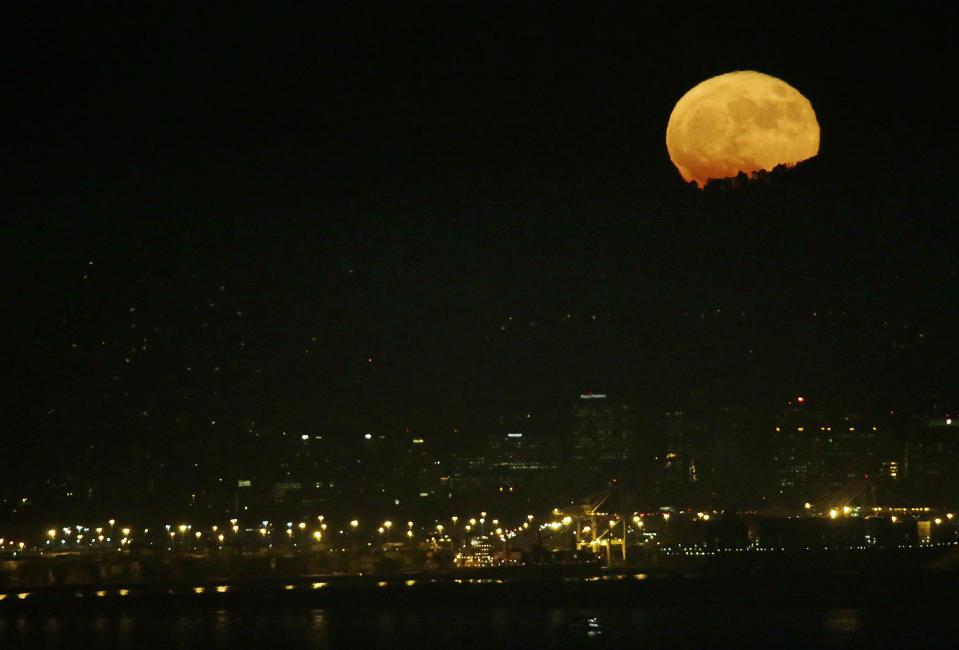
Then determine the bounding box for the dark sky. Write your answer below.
[3,5,956,473]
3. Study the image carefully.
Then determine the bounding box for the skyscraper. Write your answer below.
[570,394,633,486]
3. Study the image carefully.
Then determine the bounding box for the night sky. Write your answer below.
[4,5,956,481]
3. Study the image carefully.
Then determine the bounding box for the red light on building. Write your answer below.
[797,396,805,403]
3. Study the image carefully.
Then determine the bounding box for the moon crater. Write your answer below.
[667,71,819,188]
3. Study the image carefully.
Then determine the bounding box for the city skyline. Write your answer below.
[4,6,956,497]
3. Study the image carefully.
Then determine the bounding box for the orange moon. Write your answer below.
[666,71,819,188]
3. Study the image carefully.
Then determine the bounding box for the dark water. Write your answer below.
[0,602,953,649]
[2,572,956,648]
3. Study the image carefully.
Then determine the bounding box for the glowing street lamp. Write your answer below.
[350,520,359,528]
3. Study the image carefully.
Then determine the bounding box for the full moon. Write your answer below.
[666,71,819,188]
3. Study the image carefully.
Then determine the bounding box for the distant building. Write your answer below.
[570,394,634,485]
[663,410,689,486]
[489,431,556,491]
[773,401,892,502]
[904,416,959,501]
[773,403,822,495]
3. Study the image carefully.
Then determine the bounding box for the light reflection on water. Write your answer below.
[824,608,861,636]
[0,602,950,648]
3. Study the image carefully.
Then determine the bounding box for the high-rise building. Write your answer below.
[663,410,688,485]
[904,415,959,501]
[773,399,891,502]
[570,394,633,484]
[773,401,825,496]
